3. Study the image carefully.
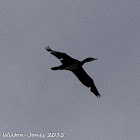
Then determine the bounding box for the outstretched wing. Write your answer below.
[72,67,101,97]
[45,46,76,65]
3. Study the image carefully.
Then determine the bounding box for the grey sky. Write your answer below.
[0,0,140,139]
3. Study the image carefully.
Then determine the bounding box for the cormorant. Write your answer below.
[45,46,101,97]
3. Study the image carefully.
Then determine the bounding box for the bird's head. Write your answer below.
[81,57,98,65]
[86,57,98,61]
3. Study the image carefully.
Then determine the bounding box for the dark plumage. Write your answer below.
[45,46,101,97]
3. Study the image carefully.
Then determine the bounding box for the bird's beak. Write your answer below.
[93,58,98,60]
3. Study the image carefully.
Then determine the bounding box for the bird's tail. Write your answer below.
[51,66,61,70]
[90,85,101,98]
[51,65,64,70]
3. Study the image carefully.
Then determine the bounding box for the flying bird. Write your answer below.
[45,46,101,97]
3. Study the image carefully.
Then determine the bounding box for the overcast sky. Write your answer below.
[0,0,140,140]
